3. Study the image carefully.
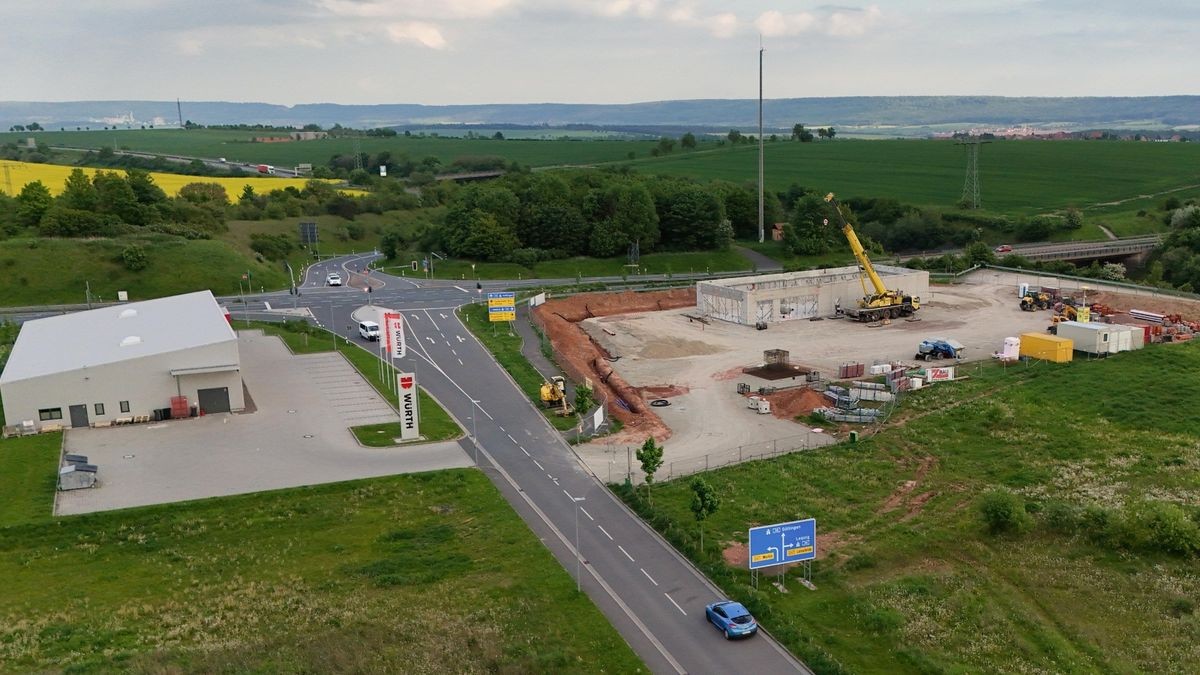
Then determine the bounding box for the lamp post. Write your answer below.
[573,496,587,592]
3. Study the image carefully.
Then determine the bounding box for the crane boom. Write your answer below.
[824,193,887,296]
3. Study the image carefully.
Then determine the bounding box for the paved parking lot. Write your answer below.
[56,330,469,515]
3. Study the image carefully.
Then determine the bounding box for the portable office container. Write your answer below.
[1053,321,1115,355]
[1018,333,1074,363]
[1113,324,1146,350]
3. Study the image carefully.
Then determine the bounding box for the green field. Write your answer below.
[631,139,1200,216]
[618,346,1200,673]
[395,248,756,281]
[0,433,60,527]
[0,128,659,169]
[0,468,644,672]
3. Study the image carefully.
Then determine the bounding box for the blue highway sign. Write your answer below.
[748,518,816,570]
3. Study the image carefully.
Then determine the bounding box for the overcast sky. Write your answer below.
[6,1,1197,104]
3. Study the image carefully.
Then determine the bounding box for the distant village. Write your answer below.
[938,127,1193,141]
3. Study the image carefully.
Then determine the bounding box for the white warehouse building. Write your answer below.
[697,264,931,325]
[1,290,244,430]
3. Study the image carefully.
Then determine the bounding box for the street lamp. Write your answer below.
[573,496,587,592]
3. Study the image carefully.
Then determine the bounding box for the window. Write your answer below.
[94,403,105,416]
[120,400,130,413]
[38,408,63,421]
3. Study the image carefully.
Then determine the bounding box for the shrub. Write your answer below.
[121,244,149,271]
[1041,501,1080,534]
[979,489,1032,535]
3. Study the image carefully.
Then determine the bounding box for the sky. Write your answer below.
[5,1,1198,105]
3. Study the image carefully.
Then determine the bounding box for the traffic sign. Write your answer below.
[487,291,516,322]
[488,306,516,322]
[748,518,816,570]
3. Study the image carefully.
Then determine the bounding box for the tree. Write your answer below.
[826,127,836,139]
[178,182,229,206]
[783,193,838,255]
[654,182,728,250]
[792,124,814,142]
[92,171,142,225]
[492,131,504,140]
[636,437,664,503]
[689,477,720,550]
[1064,208,1083,230]
[963,241,995,267]
[680,132,696,150]
[15,180,53,227]
[979,489,1031,535]
[727,129,743,144]
[817,127,828,139]
[656,137,676,155]
[59,168,99,211]
[379,228,407,260]
[574,383,595,414]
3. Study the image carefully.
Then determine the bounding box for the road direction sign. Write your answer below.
[748,518,816,570]
[487,291,516,322]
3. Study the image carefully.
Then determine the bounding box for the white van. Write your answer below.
[358,321,380,341]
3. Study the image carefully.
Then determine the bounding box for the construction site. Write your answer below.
[531,197,1200,480]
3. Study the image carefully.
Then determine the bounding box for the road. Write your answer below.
[232,253,811,674]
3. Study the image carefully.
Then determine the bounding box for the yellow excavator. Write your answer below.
[539,376,575,416]
[824,193,921,322]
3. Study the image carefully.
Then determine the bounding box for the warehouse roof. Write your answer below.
[0,291,236,384]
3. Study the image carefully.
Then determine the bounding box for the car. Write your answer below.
[326,273,342,287]
[358,321,380,341]
[705,600,758,639]
[994,244,1013,253]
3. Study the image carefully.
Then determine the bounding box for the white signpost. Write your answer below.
[396,371,421,440]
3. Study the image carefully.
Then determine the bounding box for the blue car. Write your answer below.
[705,600,758,639]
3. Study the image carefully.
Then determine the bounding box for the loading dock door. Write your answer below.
[197,387,231,414]
[69,404,89,428]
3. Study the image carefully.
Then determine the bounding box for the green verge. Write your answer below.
[457,303,578,432]
[0,470,645,672]
[245,320,460,443]
[381,248,755,282]
[0,433,61,527]
[614,345,1200,674]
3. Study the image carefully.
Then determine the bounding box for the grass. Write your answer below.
[383,248,755,282]
[0,433,61,527]
[0,470,645,672]
[614,344,1200,673]
[0,128,660,170]
[457,303,578,432]
[246,321,460,443]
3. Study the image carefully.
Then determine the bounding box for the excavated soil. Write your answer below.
[760,388,829,420]
[533,288,697,442]
[880,456,937,514]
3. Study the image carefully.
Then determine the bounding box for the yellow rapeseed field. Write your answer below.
[0,160,360,197]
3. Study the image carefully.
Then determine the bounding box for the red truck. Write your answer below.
[256,164,275,175]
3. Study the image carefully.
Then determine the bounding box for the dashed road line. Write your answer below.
[597,524,614,540]
[618,545,635,562]
[519,446,530,456]
[641,568,658,586]
[580,507,594,521]
[533,459,544,471]
[664,593,687,616]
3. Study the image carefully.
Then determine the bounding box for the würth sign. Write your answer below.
[396,371,420,440]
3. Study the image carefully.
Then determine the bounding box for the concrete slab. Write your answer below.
[56,331,469,515]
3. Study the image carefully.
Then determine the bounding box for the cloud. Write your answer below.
[704,13,738,39]
[178,37,205,55]
[754,5,881,38]
[317,0,516,20]
[386,21,447,49]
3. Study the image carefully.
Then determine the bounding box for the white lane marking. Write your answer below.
[451,348,458,356]
[563,489,573,499]
[498,425,505,432]
[641,568,658,586]
[425,336,435,343]
[410,313,420,320]
[618,545,635,562]
[457,358,464,366]
[533,459,544,470]
[456,335,465,343]
[519,446,529,456]
[423,309,441,332]
[664,593,687,616]
[263,301,271,310]
[454,286,468,293]
[440,313,448,319]
[597,525,613,540]
[507,433,516,443]
[580,507,594,521]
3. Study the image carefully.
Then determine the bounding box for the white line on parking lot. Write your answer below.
[598,524,614,540]
[641,568,658,586]
[580,507,593,521]
[618,545,635,562]
[664,593,687,616]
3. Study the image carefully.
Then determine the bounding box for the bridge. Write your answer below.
[898,235,1163,264]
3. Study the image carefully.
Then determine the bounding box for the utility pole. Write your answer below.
[573,496,587,592]
[957,136,991,209]
[758,39,765,243]
[176,98,184,129]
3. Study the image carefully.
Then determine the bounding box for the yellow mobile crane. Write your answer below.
[824,193,921,322]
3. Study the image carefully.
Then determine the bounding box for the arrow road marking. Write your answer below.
[456,335,465,343]
[425,337,435,343]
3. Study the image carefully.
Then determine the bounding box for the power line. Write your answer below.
[957,136,991,209]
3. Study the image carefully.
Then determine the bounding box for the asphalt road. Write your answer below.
[229,253,810,674]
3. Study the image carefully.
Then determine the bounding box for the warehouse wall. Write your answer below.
[1,340,242,427]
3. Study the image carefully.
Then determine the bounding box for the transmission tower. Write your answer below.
[957,136,991,209]
[353,138,364,172]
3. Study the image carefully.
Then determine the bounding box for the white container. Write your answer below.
[1001,336,1020,360]
[909,377,924,389]
[1018,283,1029,298]
[1054,321,1116,355]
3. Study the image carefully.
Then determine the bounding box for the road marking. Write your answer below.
[424,309,441,332]
[440,313,448,319]
[425,336,435,343]
[580,507,593,521]
[450,348,457,356]
[597,524,614,540]
[456,335,465,343]
[507,434,516,443]
[519,446,529,456]
[533,459,544,470]
[641,568,658,586]
[454,286,468,293]
[563,489,573,499]
[457,358,464,366]
[410,314,420,320]
[618,545,635,562]
[263,301,271,310]
[664,593,687,616]
[498,425,505,432]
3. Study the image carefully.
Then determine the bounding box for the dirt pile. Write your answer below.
[532,288,697,442]
[762,388,828,420]
[1089,291,1200,323]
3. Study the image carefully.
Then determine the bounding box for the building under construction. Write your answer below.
[696,265,930,326]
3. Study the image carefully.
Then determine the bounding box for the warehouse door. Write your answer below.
[69,404,89,428]
[197,387,231,414]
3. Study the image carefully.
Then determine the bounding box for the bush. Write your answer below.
[249,232,295,261]
[121,244,149,271]
[979,489,1032,535]
[1041,501,1080,534]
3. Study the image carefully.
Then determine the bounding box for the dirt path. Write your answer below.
[1097,225,1118,240]
[1084,182,1200,210]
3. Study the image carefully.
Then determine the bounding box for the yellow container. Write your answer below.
[1019,333,1073,363]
